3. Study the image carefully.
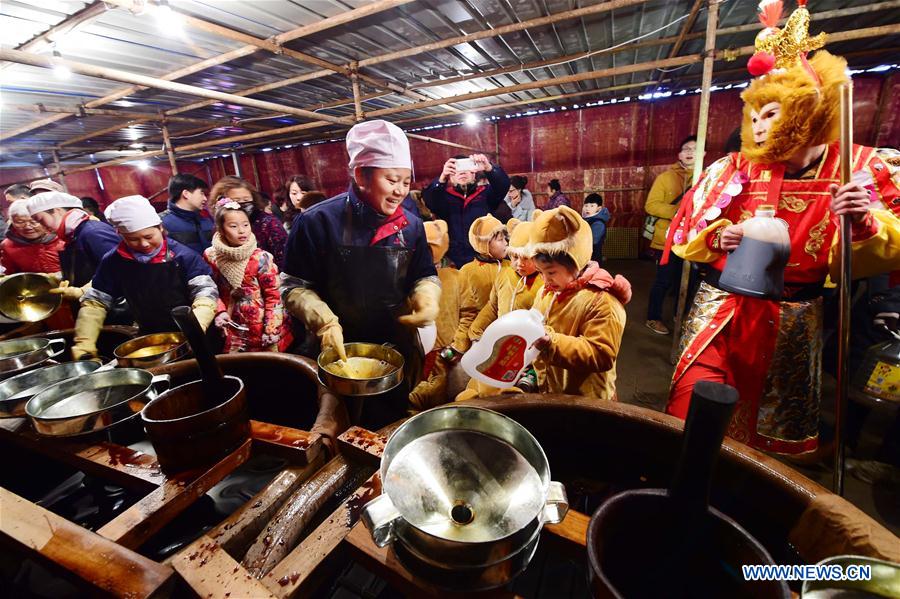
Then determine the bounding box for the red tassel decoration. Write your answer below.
[747,51,776,76]
[757,0,784,27]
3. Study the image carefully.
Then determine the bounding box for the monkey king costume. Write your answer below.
[664,0,900,454]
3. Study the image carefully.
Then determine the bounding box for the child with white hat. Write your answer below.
[281,119,440,429]
[72,195,218,361]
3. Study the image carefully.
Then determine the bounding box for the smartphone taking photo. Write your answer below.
[455,157,477,172]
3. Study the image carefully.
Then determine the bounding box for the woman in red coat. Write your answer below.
[1,199,65,274]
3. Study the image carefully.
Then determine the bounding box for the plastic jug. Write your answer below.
[461,309,545,388]
[718,205,791,300]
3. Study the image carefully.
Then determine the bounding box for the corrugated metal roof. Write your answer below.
[1,0,898,169]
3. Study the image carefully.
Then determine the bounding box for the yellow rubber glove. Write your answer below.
[72,299,107,361]
[284,287,340,333]
[191,296,217,331]
[50,280,90,301]
[398,279,441,327]
[320,323,348,362]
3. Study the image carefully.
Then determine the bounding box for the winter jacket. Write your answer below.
[251,210,288,269]
[506,189,536,222]
[0,233,64,274]
[409,264,461,411]
[532,263,629,400]
[204,247,293,353]
[545,191,571,210]
[584,207,611,262]
[645,163,691,250]
[451,257,509,353]
[160,202,215,254]
[423,166,511,266]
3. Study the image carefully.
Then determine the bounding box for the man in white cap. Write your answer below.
[72,195,218,361]
[28,179,65,195]
[27,190,121,304]
[281,119,440,429]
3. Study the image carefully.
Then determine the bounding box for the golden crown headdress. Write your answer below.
[747,0,827,77]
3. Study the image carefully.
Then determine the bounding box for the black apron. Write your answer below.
[59,240,133,325]
[112,253,192,334]
[322,200,423,429]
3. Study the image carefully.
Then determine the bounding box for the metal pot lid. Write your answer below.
[0,274,62,322]
[383,428,546,544]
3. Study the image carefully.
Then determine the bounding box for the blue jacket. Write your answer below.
[584,207,610,263]
[72,219,120,267]
[160,202,214,254]
[88,238,215,308]
[282,186,436,296]
[423,166,510,267]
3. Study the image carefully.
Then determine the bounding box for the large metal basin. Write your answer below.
[0,361,100,418]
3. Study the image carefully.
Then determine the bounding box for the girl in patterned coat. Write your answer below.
[204,199,293,353]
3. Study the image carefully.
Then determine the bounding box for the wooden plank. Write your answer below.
[0,487,175,599]
[251,420,324,466]
[336,426,389,467]
[97,439,252,549]
[544,509,589,548]
[343,521,521,599]
[261,473,383,598]
[172,534,277,599]
[0,424,162,493]
[205,453,328,558]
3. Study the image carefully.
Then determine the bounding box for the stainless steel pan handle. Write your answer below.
[150,374,171,395]
[47,338,66,359]
[361,493,402,548]
[542,481,569,524]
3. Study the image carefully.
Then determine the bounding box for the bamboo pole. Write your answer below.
[671,0,719,363]
[52,150,67,192]
[834,82,854,496]
[6,2,108,56]
[350,63,364,123]
[162,122,178,175]
[649,0,704,90]
[0,49,353,130]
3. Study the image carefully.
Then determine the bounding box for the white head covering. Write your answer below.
[7,200,31,220]
[104,195,162,233]
[26,191,83,216]
[346,119,411,171]
[29,179,65,194]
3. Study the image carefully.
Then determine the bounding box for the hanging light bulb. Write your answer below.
[464,113,479,127]
[52,50,72,80]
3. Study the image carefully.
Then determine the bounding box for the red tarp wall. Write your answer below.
[3,73,897,228]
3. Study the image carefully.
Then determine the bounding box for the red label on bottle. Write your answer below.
[476,335,527,382]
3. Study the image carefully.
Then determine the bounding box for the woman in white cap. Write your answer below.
[26,190,121,306]
[72,195,218,361]
[281,119,440,428]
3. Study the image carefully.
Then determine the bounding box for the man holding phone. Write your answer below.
[424,153,510,267]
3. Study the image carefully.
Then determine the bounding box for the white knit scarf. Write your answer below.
[212,232,257,290]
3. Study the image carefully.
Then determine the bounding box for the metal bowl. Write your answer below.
[114,332,189,369]
[0,338,66,376]
[0,361,100,418]
[361,405,568,591]
[317,342,404,397]
[25,368,170,437]
[0,273,62,323]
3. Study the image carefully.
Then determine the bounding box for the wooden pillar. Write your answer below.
[51,150,68,192]
[671,0,718,361]
[250,153,262,190]
[350,61,364,123]
[161,121,178,175]
[231,152,242,177]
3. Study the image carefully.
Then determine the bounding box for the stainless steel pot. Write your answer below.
[0,273,62,323]
[0,338,66,376]
[26,368,170,437]
[114,332,190,369]
[361,405,568,591]
[0,361,100,418]
[317,342,404,397]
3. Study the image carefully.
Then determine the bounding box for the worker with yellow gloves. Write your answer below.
[281,120,440,429]
[26,191,122,315]
[72,195,218,361]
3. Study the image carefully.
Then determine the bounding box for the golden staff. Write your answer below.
[833,81,853,496]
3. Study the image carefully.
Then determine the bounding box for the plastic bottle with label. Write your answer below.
[460,308,546,388]
[718,205,791,300]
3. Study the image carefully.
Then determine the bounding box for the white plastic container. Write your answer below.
[461,309,545,388]
[719,205,791,300]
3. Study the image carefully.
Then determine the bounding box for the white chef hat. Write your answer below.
[346,119,411,171]
[26,191,83,216]
[7,200,31,220]
[105,195,162,233]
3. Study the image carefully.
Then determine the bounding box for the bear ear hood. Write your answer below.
[468,214,506,256]
[424,219,449,262]
[527,206,593,271]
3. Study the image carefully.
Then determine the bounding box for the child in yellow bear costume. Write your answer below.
[455,213,544,401]
[441,215,510,360]
[409,220,460,411]
[530,206,631,400]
